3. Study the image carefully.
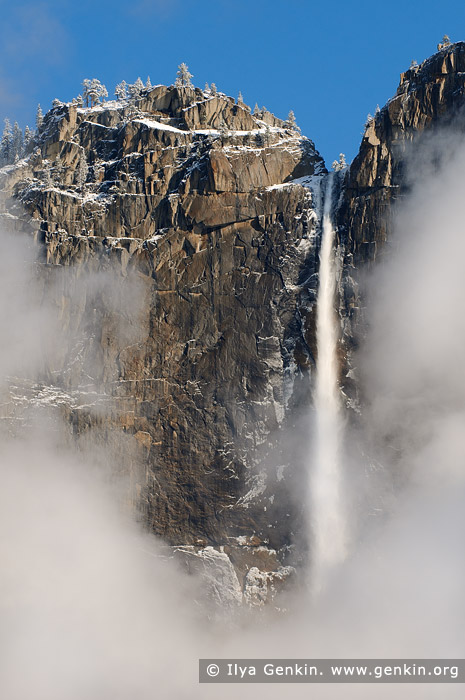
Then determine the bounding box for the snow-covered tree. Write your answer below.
[145,76,152,90]
[115,80,128,101]
[0,118,12,164]
[52,98,62,108]
[410,59,418,69]
[253,103,259,116]
[82,79,91,106]
[128,77,144,100]
[36,104,43,130]
[332,153,347,172]
[82,78,108,107]
[437,34,451,50]
[237,91,243,103]
[12,122,23,159]
[365,112,373,127]
[23,125,33,152]
[210,82,217,95]
[204,82,210,92]
[175,63,193,88]
[286,110,297,129]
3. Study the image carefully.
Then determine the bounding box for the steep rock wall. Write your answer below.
[334,42,465,400]
[0,86,326,601]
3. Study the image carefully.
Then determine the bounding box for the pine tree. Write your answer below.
[238,91,243,103]
[0,118,12,164]
[332,153,347,172]
[115,80,128,101]
[253,103,259,116]
[286,110,296,128]
[145,76,152,90]
[82,78,108,107]
[175,63,193,88]
[204,82,210,92]
[36,104,43,130]
[23,125,33,153]
[128,77,144,100]
[437,34,451,50]
[12,122,23,160]
[82,80,90,106]
[210,82,217,95]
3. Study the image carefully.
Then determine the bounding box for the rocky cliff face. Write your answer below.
[0,83,326,605]
[338,42,465,264]
[2,43,464,605]
[334,42,465,401]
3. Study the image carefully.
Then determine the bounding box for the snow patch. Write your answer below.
[237,471,266,508]
[134,118,185,134]
[174,545,243,607]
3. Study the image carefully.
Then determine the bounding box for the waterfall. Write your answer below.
[310,173,347,592]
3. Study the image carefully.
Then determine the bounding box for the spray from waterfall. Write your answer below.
[310,172,347,592]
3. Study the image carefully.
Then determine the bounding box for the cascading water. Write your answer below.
[310,172,347,592]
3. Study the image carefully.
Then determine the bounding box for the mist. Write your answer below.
[1,126,465,700]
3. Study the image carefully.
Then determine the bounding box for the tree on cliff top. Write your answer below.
[128,77,145,100]
[36,104,43,130]
[175,63,193,88]
[332,153,347,171]
[83,79,108,107]
[12,122,23,160]
[115,80,128,101]
[0,118,12,164]
[23,125,33,152]
[437,35,451,50]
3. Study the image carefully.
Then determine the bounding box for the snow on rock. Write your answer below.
[174,545,243,608]
[237,471,267,508]
[134,118,185,134]
[243,565,296,607]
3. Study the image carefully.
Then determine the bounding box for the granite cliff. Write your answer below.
[336,41,465,393]
[1,43,464,604]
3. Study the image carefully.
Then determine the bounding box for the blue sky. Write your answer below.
[0,0,464,165]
